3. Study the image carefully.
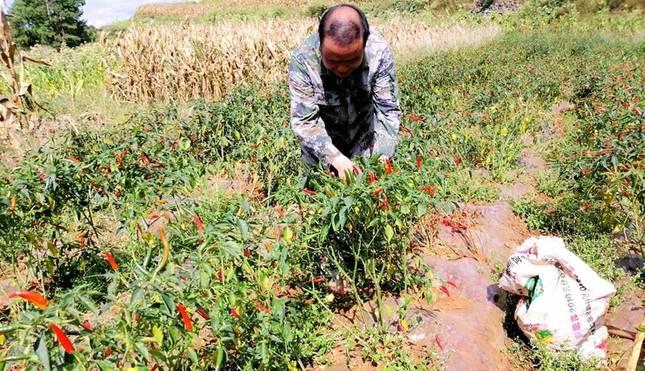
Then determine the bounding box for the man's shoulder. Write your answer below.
[366,32,390,51]
[365,31,392,66]
[291,33,321,66]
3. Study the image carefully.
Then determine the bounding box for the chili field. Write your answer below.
[0,4,643,370]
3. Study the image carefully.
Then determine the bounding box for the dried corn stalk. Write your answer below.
[0,10,48,132]
[107,19,500,103]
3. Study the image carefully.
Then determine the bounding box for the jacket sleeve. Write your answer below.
[288,55,342,166]
[371,46,401,158]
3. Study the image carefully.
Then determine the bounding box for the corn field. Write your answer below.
[107,19,500,102]
[135,0,317,18]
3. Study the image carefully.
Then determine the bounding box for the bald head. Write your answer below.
[319,4,369,48]
[318,4,370,78]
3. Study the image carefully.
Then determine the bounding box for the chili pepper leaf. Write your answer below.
[416,203,427,217]
[338,206,347,228]
[161,292,176,316]
[168,326,181,342]
[222,241,243,258]
[130,287,144,306]
[96,361,116,371]
[320,224,330,239]
[260,342,269,363]
[237,219,249,241]
[135,342,149,359]
[200,269,211,289]
[79,295,99,314]
[385,225,394,242]
[189,349,199,364]
[401,204,410,214]
[153,325,163,345]
[215,346,226,370]
[36,334,51,371]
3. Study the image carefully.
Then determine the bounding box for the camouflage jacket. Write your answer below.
[288,32,401,167]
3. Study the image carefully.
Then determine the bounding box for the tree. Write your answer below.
[9,0,96,49]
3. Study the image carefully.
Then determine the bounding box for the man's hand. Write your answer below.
[331,155,362,180]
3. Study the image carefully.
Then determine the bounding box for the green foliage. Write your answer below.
[304,2,329,18]
[296,158,439,305]
[568,237,625,282]
[533,345,604,371]
[519,0,644,21]
[512,200,549,231]
[9,0,96,49]
[392,0,433,12]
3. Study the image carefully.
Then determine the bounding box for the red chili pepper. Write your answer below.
[139,154,151,167]
[442,218,467,234]
[76,232,86,248]
[196,309,210,320]
[302,188,316,196]
[150,363,159,371]
[255,301,270,314]
[8,291,49,310]
[312,276,324,284]
[580,203,590,211]
[380,196,389,210]
[407,113,423,123]
[115,149,128,166]
[454,155,462,167]
[103,251,119,271]
[114,189,122,199]
[104,347,113,358]
[275,202,285,218]
[421,185,436,197]
[447,279,458,288]
[217,268,224,282]
[192,215,205,231]
[368,171,376,184]
[50,324,75,353]
[38,170,46,182]
[439,285,451,297]
[176,303,193,332]
[416,155,422,169]
[385,159,393,175]
[396,320,405,332]
[230,307,240,318]
[81,321,93,331]
[243,250,251,258]
[435,335,445,351]
[371,188,384,197]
